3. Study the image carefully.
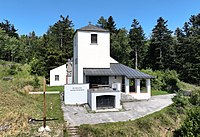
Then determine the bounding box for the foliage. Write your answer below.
[111,28,131,65]
[146,17,175,70]
[29,56,44,76]
[32,75,40,88]
[79,103,186,137]
[174,13,200,85]
[174,107,200,137]
[1,13,200,85]
[172,94,190,109]
[129,19,147,69]
[141,69,180,92]
[7,64,18,75]
[190,90,200,106]
[79,89,200,137]
[0,19,19,38]
[0,60,64,136]
[42,15,74,80]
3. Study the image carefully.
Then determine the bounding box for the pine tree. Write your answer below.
[0,20,19,39]
[107,16,117,33]
[97,16,119,61]
[97,16,107,28]
[129,19,147,69]
[174,13,200,85]
[111,28,131,65]
[147,17,174,70]
[42,15,74,80]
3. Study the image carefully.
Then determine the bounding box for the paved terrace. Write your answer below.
[62,94,175,126]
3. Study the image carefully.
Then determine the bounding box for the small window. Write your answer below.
[91,34,97,44]
[55,75,59,81]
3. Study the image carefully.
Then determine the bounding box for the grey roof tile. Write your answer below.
[83,63,154,79]
[78,24,109,32]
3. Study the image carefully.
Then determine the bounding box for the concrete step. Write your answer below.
[67,126,79,137]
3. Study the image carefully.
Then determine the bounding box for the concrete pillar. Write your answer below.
[125,77,130,94]
[91,94,96,111]
[146,79,151,93]
[135,79,140,93]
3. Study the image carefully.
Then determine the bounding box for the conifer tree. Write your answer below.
[146,17,174,70]
[129,19,147,69]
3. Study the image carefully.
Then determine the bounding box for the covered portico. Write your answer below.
[126,78,152,100]
[83,63,154,100]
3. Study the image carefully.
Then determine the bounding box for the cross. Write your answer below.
[29,78,60,132]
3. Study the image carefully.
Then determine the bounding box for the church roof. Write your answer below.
[77,23,109,32]
[83,63,154,79]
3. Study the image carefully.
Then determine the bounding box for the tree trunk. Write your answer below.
[135,47,138,69]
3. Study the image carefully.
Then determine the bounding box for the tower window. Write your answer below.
[91,34,97,44]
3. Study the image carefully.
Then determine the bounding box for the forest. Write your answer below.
[0,13,200,85]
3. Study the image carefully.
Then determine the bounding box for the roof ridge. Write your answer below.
[77,23,109,32]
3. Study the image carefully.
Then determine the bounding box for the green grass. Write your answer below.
[0,60,65,136]
[79,104,186,137]
[46,85,64,92]
[151,90,169,96]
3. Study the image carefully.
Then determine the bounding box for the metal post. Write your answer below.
[43,78,46,128]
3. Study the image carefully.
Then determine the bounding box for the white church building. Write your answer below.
[50,23,154,111]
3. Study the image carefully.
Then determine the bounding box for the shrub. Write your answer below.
[7,64,18,75]
[172,94,190,109]
[163,70,180,92]
[190,90,200,106]
[141,69,180,92]
[33,75,40,89]
[174,107,200,137]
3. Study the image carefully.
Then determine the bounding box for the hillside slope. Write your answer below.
[0,60,64,136]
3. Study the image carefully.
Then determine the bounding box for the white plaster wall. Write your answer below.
[88,91,121,111]
[64,84,89,104]
[50,64,66,86]
[76,31,110,83]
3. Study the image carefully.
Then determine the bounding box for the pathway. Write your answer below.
[62,94,175,126]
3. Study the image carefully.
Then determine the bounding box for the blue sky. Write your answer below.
[0,0,199,37]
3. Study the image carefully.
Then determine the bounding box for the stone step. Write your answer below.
[67,126,79,137]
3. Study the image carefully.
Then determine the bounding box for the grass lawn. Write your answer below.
[46,85,64,92]
[79,104,186,137]
[151,90,169,96]
[0,61,66,136]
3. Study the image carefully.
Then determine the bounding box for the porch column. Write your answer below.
[135,79,140,93]
[91,94,96,111]
[125,77,130,94]
[146,79,151,93]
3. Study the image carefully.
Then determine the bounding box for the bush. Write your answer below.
[7,64,18,75]
[174,107,200,137]
[163,70,179,92]
[33,75,40,89]
[190,90,200,106]
[172,94,190,108]
[141,69,180,92]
